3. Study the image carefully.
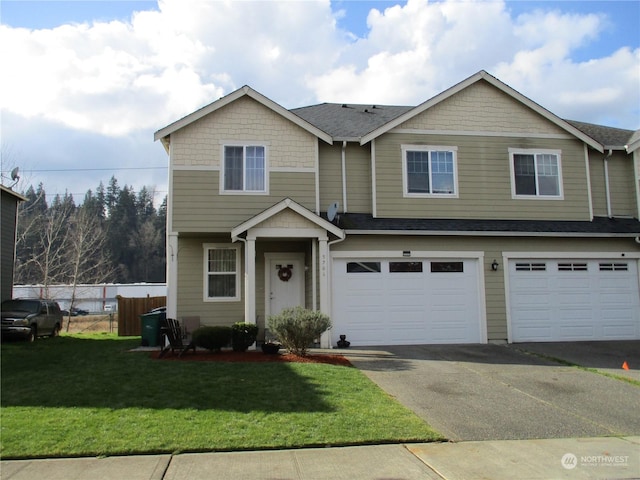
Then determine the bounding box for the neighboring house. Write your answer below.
[1,185,27,303]
[155,71,640,347]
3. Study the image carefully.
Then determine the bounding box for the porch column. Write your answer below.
[245,235,256,324]
[318,237,331,348]
[166,233,178,319]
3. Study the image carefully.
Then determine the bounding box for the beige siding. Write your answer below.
[331,235,638,342]
[345,143,372,213]
[399,80,568,135]
[172,170,316,232]
[176,236,245,326]
[318,143,343,213]
[374,133,590,220]
[171,96,318,170]
[319,142,373,215]
[177,236,314,335]
[589,151,637,218]
[589,152,607,217]
[608,152,636,217]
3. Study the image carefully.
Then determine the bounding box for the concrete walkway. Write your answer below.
[2,436,639,479]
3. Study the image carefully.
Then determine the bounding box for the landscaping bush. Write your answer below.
[267,306,331,356]
[192,326,232,351]
[231,322,259,352]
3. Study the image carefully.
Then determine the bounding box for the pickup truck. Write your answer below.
[1,299,63,341]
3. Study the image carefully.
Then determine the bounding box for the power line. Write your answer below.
[15,166,167,173]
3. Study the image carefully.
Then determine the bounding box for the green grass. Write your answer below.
[1,334,443,459]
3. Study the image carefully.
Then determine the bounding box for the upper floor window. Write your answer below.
[223,145,266,193]
[402,145,458,197]
[509,148,562,198]
[203,244,241,302]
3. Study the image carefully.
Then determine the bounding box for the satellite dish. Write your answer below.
[327,202,339,222]
[10,167,20,181]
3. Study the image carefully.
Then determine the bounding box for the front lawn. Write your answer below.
[0,334,443,458]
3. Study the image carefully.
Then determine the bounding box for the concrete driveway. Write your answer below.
[345,341,640,441]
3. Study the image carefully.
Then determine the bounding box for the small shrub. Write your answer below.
[267,306,331,356]
[231,322,259,352]
[192,326,231,352]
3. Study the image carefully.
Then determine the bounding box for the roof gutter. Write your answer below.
[343,229,640,238]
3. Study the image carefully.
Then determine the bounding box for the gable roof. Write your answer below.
[358,71,604,152]
[565,120,634,150]
[231,197,344,241]
[154,86,333,149]
[291,103,413,142]
[626,129,640,153]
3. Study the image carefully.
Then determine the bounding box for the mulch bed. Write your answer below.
[151,349,352,367]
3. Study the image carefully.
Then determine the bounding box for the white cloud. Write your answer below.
[306,0,638,128]
[0,0,345,136]
[0,0,638,150]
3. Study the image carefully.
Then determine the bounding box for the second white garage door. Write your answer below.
[508,259,640,342]
[332,258,484,346]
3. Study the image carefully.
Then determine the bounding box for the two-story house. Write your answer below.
[154,70,640,347]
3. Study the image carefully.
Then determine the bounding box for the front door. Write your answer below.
[266,253,305,318]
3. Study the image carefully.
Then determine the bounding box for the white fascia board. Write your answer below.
[331,250,484,259]
[343,229,640,238]
[503,251,640,259]
[231,198,344,240]
[154,86,333,145]
[626,130,640,153]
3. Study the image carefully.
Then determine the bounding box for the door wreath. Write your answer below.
[278,265,293,282]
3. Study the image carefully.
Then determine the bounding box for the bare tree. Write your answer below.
[15,202,72,299]
[64,207,114,331]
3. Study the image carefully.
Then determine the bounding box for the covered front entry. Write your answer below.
[332,256,485,346]
[231,198,345,347]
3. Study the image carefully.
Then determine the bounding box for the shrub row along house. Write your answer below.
[154,70,640,348]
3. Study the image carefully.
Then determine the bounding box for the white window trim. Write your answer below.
[401,145,459,198]
[508,148,564,200]
[203,243,241,302]
[220,142,269,195]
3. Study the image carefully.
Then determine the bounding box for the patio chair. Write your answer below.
[159,318,196,358]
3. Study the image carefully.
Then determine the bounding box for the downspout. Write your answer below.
[604,149,613,218]
[323,234,347,348]
[341,141,348,214]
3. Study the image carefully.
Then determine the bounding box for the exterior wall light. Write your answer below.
[491,260,499,271]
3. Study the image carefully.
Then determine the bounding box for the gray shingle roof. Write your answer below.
[332,213,640,235]
[564,120,634,148]
[291,103,635,149]
[291,103,413,140]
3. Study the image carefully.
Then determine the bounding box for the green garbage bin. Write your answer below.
[140,310,166,347]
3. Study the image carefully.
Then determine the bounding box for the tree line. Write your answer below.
[15,176,167,297]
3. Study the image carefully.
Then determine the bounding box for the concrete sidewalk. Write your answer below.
[2,436,639,480]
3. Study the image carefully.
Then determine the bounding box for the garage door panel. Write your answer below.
[558,325,595,339]
[510,259,640,342]
[333,258,481,346]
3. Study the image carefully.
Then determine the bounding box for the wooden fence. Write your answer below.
[117,295,166,336]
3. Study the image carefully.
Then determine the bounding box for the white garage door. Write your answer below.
[509,259,640,342]
[331,258,483,346]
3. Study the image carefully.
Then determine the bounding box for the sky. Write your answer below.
[1,0,639,206]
